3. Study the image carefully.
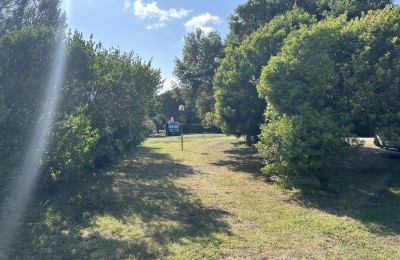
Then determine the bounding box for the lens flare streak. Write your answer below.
[0,38,66,256]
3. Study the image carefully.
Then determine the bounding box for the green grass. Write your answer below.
[3,134,400,259]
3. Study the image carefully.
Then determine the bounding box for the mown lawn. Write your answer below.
[4,134,400,259]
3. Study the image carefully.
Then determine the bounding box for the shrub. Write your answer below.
[43,110,98,183]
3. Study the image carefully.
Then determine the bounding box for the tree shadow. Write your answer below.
[289,146,400,236]
[6,147,232,259]
[209,141,400,237]
[210,142,264,177]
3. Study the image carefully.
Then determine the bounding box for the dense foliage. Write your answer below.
[0,0,66,34]
[2,0,400,191]
[211,0,398,186]
[344,7,400,138]
[0,1,161,187]
[257,15,359,186]
[257,7,400,186]
[214,8,316,144]
[0,25,59,163]
[173,29,223,124]
[228,0,392,45]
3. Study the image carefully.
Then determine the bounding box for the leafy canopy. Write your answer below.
[173,29,223,123]
[214,8,316,142]
[257,7,400,186]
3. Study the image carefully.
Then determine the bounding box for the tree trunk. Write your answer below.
[245,135,252,146]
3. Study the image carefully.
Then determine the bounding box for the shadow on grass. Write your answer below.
[210,142,400,237]
[288,146,400,236]
[210,142,264,176]
[7,147,231,259]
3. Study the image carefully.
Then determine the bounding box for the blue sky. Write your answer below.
[61,0,246,92]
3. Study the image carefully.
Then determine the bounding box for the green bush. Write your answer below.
[182,124,222,134]
[257,16,360,187]
[62,32,162,168]
[203,125,222,133]
[183,124,204,133]
[43,110,99,183]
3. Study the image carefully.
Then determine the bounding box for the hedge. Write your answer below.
[182,124,221,134]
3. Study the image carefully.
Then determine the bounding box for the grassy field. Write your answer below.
[4,134,400,259]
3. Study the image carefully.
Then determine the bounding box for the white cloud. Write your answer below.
[133,0,191,21]
[123,0,131,10]
[146,22,166,30]
[124,0,191,29]
[184,13,221,33]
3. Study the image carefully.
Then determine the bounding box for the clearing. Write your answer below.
[5,134,400,259]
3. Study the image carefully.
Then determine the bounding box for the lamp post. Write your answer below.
[178,104,185,151]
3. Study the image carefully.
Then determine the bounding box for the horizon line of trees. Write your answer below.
[2,0,400,190]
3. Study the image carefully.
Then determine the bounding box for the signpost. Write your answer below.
[178,104,185,151]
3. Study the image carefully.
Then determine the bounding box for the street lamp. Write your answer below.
[178,104,185,151]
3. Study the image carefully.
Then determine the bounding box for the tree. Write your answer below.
[0,25,60,161]
[42,32,163,181]
[0,0,68,189]
[158,89,184,122]
[0,25,162,187]
[34,0,66,29]
[344,7,400,137]
[86,47,162,165]
[61,31,97,111]
[43,109,99,183]
[315,0,392,20]
[0,0,27,33]
[0,0,162,189]
[173,28,223,123]
[227,0,392,46]
[228,0,306,44]
[0,0,66,34]
[39,31,99,183]
[214,8,316,144]
[256,6,400,187]
[257,15,361,187]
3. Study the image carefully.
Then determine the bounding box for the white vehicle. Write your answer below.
[374,128,400,151]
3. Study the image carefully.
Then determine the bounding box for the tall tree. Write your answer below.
[0,12,162,186]
[315,0,392,19]
[257,15,357,187]
[44,35,163,181]
[228,0,301,44]
[227,0,392,45]
[345,6,400,138]
[0,0,66,34]
[0,0,28,33]
[256,6,400,187]
[0,25,60,162]
[33,0,66,30]
[87,48,162,165]
[158,89,184,123]
[173,28,223,123]
[214,8,316,144]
